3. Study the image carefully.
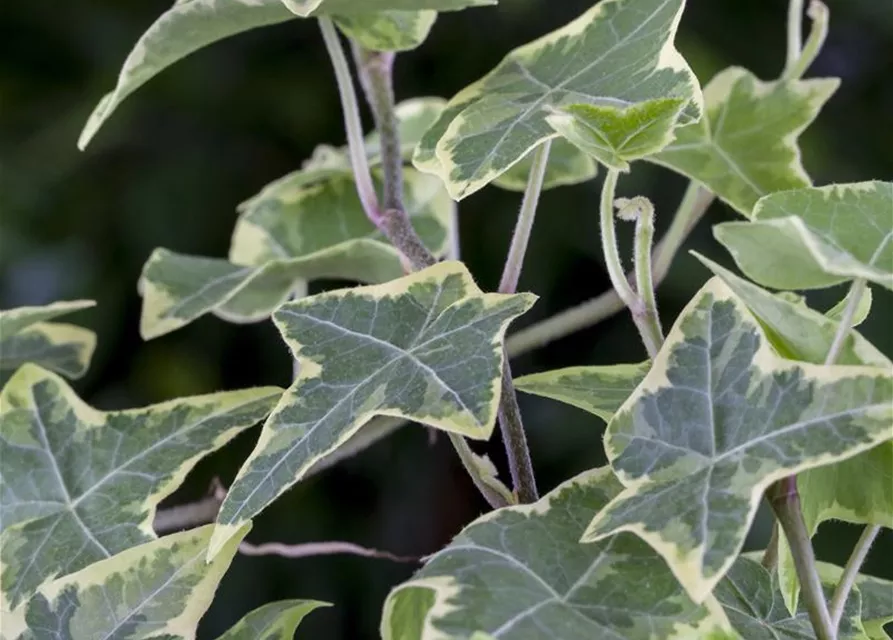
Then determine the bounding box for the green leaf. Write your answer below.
[77,1,489,150]
[0,364,280,610]
[138,168,453,339]
[515,361,650,423]
[217,599,331,640]
[281,0,494,19]
[827,285,872,327]
[381,467,735,640]
[209,261,535,557]
[334,11,436,52]
[546,98,685,171]
[651,67,838,215]
[695,254,893,616]
[693,253,889,367]
[412,0,703,200]
[581,277,893,602]
[490,138,598,192]
[0,301,96,384]
[715,555,868,639]
[715,181,893,290]
[10,523,249,640]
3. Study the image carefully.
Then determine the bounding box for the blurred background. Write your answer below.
[1,0,891,637]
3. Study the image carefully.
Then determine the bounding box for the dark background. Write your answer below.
[2,1,891,637]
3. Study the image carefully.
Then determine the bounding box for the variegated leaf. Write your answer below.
[413,0,703,200]
[217,599,330,640]
[696,254,893,614]
[281,0,493,19]
[826,284,872,326]
[0,364,280,609]
[380,467,735,640]
[651,67,838,216]
[139,168,453,339]
[515,362,650,423]
[715,181,893,290]
[0,301,96,385]
[10,523,249,640]
[582,277,893,602]
[491,138,597,192]
[715,555,868,640]
[546,98,685,171]
[334,11,436,52]
[77,0,490,149]
[210,261,535,557]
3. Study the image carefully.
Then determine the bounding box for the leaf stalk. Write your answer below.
[784,0,829,81]
[828,524,881,629]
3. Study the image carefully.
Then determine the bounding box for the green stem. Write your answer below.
[599,169,638,310]
[504,182,712,356]
[785,1,830,81]
[784,0,805,79]
[829,525,881,629]
[824,278,866,365]
[768,481,836,640]
[318,18,379,223]
[499,140,552,294]
[631,198,664,357]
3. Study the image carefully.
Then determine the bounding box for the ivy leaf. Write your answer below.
[380,467,735,640]
[651,67,838,216]
[826,285,872,327]
[515,362,650,423]
[693,253,888,367]
[546,98,685,171]
[491,138,598,192]
[0,301,96,385]
[695,254,893,615]
[412,0,703,200]
[217,599,330,640]
[334,11,436,52]
[715,181,893,290]
[77,1,489,150]
[281,0,494,18]
[209,261,535,557]
[715,555,868,640]
[138,168,453,339]
[0,364,280,610]
[581,277,893,602]
[8,523,250,640]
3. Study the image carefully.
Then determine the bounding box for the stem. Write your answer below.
[829,525,881,628]
[630,198,664,356]
[499,140,552,294]
[824,278,866,365]
[504,182,713,356]
[343,38,535,506]
[318,18,379,223]
[784,0,805,79]
[599,169,639,310]
[497,362,538,503]
[238,539,418,563]
[769,480,836,640]
[154,494,222,533]
[785,1,830,81]
[352,46,402,212]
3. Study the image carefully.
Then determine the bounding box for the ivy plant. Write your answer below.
[2,0,891,638]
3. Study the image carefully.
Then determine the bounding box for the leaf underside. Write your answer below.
[651,66,838,216]
[216,599,331,640]
[715,180,893,290]
[582,276,892,602]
